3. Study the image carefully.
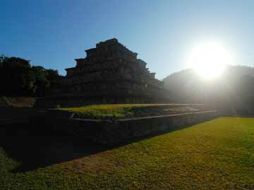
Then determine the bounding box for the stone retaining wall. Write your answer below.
[43,110,219,144]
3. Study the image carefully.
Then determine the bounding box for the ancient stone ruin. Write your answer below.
[36,38,170,107]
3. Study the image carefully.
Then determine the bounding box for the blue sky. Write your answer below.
[1,0,254,79]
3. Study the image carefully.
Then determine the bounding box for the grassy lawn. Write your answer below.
[0,97,35,107]
[59,104,203,119]
[0,117,254,189]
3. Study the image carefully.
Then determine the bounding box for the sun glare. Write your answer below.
[187,42,233,80]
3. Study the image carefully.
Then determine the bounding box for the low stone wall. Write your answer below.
[43,110,219,144]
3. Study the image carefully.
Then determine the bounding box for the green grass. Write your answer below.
[0,96,35,107]
[60,104,143,118]
[59,104,202,119]
[1,117,254,189]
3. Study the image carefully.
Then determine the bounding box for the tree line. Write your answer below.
[0,55,61,97]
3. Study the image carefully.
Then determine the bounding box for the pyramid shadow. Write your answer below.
[0,121,202,173]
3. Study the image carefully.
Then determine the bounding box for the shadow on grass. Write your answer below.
[0,135,109,172]
[0,119,211,173]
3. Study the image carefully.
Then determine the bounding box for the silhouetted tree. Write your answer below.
[0,55,60,97]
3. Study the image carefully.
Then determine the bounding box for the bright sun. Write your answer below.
[187,42,233,80]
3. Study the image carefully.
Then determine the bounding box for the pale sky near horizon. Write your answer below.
[1,0,254,79]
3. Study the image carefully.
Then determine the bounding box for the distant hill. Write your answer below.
[163,65,254,114]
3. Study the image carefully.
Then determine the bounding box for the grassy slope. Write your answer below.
[60,104,202,119]
[0,117,254,189]
[0,97,35,107]
[60,104,142,118]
